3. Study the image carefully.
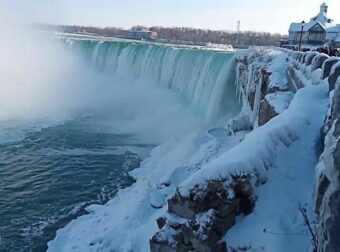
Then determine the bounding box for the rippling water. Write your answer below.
[0,118,153,252]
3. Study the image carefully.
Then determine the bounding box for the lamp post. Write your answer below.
[298,20,305,51]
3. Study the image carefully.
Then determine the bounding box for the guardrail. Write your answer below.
[280,48,340,93]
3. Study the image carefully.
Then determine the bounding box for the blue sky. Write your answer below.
[3,0,340,34]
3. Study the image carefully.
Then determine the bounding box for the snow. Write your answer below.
[179,84,329,197]
[267,51,288,91]
[264,91,294,114]
[225,85,328,252]
[192,209,216,241]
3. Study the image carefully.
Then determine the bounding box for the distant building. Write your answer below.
[288,3,340,48]
[118,28,157,41]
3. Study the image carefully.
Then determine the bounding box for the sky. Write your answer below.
[2,0,340,34]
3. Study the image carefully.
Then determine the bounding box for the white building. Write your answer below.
[288,3,340,48]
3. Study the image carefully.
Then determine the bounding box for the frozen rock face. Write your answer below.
[328,62,340,92]
[315,79,340,252]
[258,91,294,126]
[315,120,340,252]
[150,176,255,252]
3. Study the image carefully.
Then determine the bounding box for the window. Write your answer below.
[308,32,325,41]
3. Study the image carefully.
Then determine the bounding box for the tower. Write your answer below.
[320,3,328,14]
[237,21,240,33]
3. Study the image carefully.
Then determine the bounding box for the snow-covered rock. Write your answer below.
[315,78,340,252]
[258,91,294,126]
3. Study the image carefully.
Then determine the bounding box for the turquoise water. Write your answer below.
[0,118,153,252]
[0,38,240,251]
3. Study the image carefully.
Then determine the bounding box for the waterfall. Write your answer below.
[65,39,240,121]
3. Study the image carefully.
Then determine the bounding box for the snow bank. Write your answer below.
[226,84,328,251]
[179,84,329,197]
[264,91,294,114]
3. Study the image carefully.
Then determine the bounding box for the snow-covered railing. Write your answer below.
[280,48,340,91]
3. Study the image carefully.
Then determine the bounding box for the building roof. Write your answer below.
[289,23,303,32]
[289,3,334,32]
[327,24,340,33]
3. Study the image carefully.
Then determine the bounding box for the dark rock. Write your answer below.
[189,210,229,252]
[157,217,167,229]
[314,173,330,215]
[168,180,236,219]
[150,225,191,252]
[232,176,256,215]
[258,97,278,126]
[258,91,294,126]
[168,191,197,219]
[247,89,256,110]
[158,175,257,252]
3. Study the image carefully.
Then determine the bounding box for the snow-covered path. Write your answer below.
[226,84,329,252]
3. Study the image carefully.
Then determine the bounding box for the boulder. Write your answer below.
[150,225,191,252]
[168,180,236,219]
[154,176,257,252]
[258,91,294,126]
[189,210,228,252]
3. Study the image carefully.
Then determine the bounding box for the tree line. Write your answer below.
[34,24,283,47]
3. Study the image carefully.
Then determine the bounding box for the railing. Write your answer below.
[280,48,340,92]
